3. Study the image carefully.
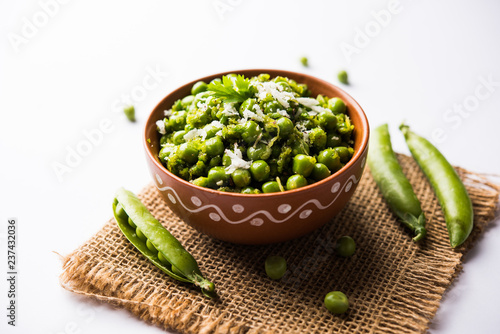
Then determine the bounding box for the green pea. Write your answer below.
[209,156,222,167]
[159,145,175,162]
[265,255,287,280]
[191,81,208,95]
[250,160,270,182]
[327,97,346,115]
[262,181,281,193]
[146,239,158,253]
[123,105,136,122]
[239,98,256,115]
[300,56,308,67]
[264,101,281,114]
[258,73,270,81]
[335,236,356,257]
[171,265,184,277]
[210,78,221,85]
[136,227,147,241]
[337,70,349,85]
[317,148,342,172]
[207,166,230,187]
[241,121,262,145]
[311,163,331,181]
[324,291,349,314]
[277,81,292,92]
[334,146,351,163]
[290,138,310,156]
[247,143,272,160]
[326,132,342,148]
[181,95,195,108]
[178,143,199,164]
[168,111,187,131]
[128,217,137,229]
[286,174,308,190]
[115,203,128,221]
[192,176,210,187]
[309,127,327,150]
[157,251,169,265]
[203,124,220,139]
[241,187,261,194]
[172,130,186,145]
[231,169,251,188]
[318,111,337,130]
[222,153,232,167]
[292,154,316,177]
[277,117,294,137]
[205,136,224,157]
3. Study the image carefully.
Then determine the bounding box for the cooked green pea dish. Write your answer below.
[156,74,355,193]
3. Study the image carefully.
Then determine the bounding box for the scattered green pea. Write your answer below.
[265,255,287,280]
[335,236,356,257]
[324,291,349,314]
[191,81,208,95]
[124,105,136,122]
[292,154,316,177]
[300,56,309,67]
[231,169,252,188]
[250,160,270,182]
[337,70,349,85]
[286,174,308,190]
[262,181,281,193]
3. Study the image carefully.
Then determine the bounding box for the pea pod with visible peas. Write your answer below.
[400,124,473,248]
[367,124,426,241]
[113,188,215,297]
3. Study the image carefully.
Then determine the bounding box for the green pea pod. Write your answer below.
[400,124,473,248]
[368,124,426,241]
[112,188,215,297]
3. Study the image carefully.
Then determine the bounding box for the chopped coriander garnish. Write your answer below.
[207,75,255,103]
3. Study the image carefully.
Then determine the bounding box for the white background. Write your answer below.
[1,0,499,333]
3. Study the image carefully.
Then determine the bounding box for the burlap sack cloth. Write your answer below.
[60,155,499,333]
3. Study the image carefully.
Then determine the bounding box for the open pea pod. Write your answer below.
[112,188,215,298]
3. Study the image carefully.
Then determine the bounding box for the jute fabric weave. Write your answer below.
[60,154,499,333]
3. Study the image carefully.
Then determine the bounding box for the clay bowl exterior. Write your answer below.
[144,69,369,244]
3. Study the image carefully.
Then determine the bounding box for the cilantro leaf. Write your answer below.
[207,75,255,103]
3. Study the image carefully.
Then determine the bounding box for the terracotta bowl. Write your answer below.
[144,69,369,244]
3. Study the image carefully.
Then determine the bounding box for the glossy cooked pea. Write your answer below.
[326,132,342,147]
[250,160,270,182]
[192,176,210,187]
[276,117,294,137]
[335,236,356,257]
[247,143,272,160]
[311,163,331,181]
[334,146,351,163]
[241,187,261,194]
[207,166,230,186]
[265,255,287,280]
[300,56,308,67]
[231,169,252,188]
[191,81,208,95]
[292,154,316,177]
[178,143,199,164]
[309,127,327,149]
[264,100,281,114]
[241,121,262,144]
[317,148,342,172]
[172,130,186,145]
[205,136,224,156]
[318,111,337,130]
[324,291,349,314]
[240,98,256,114]
[327,97,347,115]
[262,181,281,193]
[286,174,308,190]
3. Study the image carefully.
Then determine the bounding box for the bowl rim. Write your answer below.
[144,69,369,198]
